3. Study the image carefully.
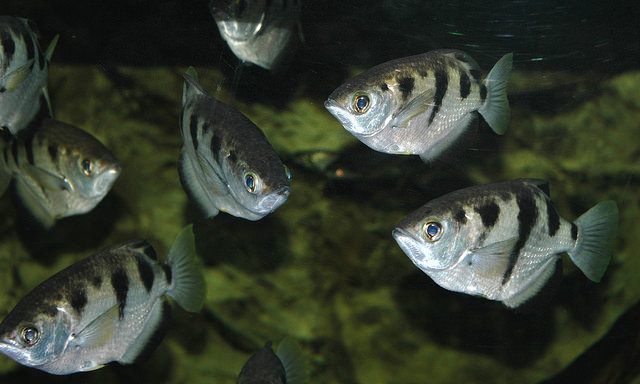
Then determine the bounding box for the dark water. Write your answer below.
[0,1,639,383]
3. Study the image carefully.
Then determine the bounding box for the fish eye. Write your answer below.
[244,172,258,193]
[352,94,370,114]
[423,222,443,241]
[284,165,293,182]
[81,159,93,176]
[20,326,39,346]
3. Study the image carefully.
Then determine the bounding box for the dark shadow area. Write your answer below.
[555,267,611,330]
[2,0,638,109]
[294,119,505,211]
[539,299,640,384]
[13,192,126,265]
[0,340,176,384]
[166,310,211,357]
[509,76,605,116]
[394,271,556,367]
[190,214,290,273]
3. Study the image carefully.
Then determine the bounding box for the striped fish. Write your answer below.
[0,118,121,228]
[210,0,301,70]
[179,67,291,221]
[392,179,619,308]
[0,16,58,136]
[325,50,512,162]
[0,225,206,375]
[238,338,308,384]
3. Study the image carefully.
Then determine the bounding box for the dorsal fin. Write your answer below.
[521,178,550,196]
[182,67,207,104]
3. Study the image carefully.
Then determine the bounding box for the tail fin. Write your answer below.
[478,53,513,135]
[276,338,309,384]
[182,66,206,105]
[166,224,206,312]
[568,200,618,282]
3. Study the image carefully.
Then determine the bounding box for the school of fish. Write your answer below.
[0,1,621,382]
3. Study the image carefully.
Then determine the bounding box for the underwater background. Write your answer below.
[1,0,639,383]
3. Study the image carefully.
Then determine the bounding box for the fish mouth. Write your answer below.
[324,99,381,138]
[256,186,290,213]
[392,228,426,262]
[92,164,121,196]
[392,228,449,271]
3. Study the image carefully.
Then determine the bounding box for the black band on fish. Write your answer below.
[398,77,415,100]
[475,201,500,229]
[136,255,155,294]
[428,68,448,125]
[546,198,560,237]
[110,268,129,320]
[91,275,102,288]
[24,131,36,165]
[459,69,471,100]
[571,222,578,241]
[0,30,15,63]
[454,208,467,224]
[189,116,199,151]
[69,287,88,315]
[480,84,487,103]
[11,140,19,165]
[47,144,58,163]
[503,188,539,285]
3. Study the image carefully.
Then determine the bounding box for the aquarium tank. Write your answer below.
[0,0,639,383]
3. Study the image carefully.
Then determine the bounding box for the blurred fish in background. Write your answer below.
[238,338,308,384]
[179,67,291,221]
[210,0,302,70]
[0,118,121,228]
[0,16,57,137]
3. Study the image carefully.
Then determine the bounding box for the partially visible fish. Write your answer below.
[0,16,58,136]
[0,118,121,228]
[210,0,301,70]
[179,67,291,221]
[0,225,206,375]
[325,50,512,162]
[238,338,308,384]
[392,179,618,308]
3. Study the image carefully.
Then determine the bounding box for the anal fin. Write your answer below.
[120,298,172,364]
[14,176,56,228]
[502,255,560,308]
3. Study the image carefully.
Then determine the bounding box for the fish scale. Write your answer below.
[393,179,618,308]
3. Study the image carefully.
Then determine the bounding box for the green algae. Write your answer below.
[0,65,638,384]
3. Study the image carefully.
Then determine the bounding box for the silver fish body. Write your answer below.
[325,50,512,162]
[392,179,618,308]
[210,0,301,70]
[0,225,205,375]
[179,68,290,221]
[238,338,308,384]
[0,118,121,228]
[0,16,56,136]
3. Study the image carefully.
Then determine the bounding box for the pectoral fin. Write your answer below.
[44,34,60,62]
[73,304,120,349]
[469,237,518,279]
[390,88,436,129]
[25,165,71,191]
[1,60,35,91]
